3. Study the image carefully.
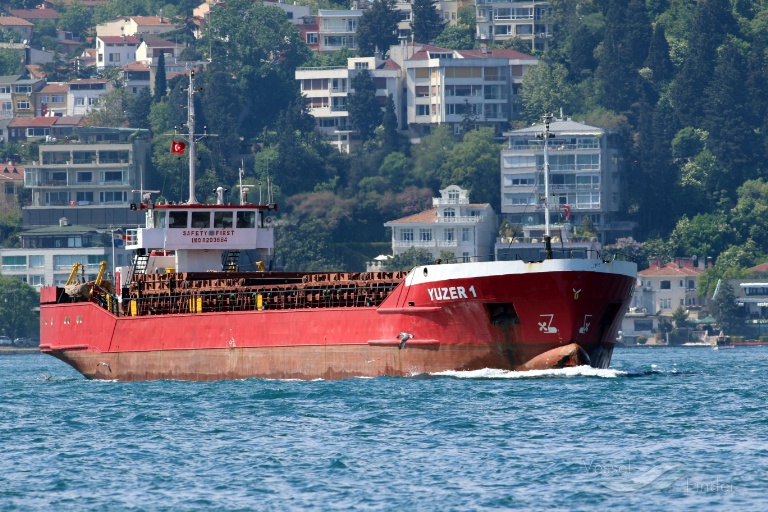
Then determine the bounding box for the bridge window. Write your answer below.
[191,212,210,228]
[236,211,255,228]
[214,212,233,228]
[169,211,188,228]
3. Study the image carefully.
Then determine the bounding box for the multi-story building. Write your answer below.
[0,75,20,120]
[0,162,24,207]
[317,10,361,53]
[95,16,178,38]
[0,222,131,289]
[389,43,537,137]
[135,38,184,66]
[384,185,498,263]
[66,78,113,116]
[0,16,34,40]
[95,35,140,69]
[636,258,705,315]
[500,118,632,243]
[5,115,83,143]
[36,83,69,116]
[296,55,402,152]
[11,77,46,118]
[122,62,151,95]
[475,0,552,51]
[22,126,150,228]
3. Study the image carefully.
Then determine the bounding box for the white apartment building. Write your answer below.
[385,185,498,263]
[96,16,178,37]
[500,118,631,243]
[389,43,537,137]
[95,35,140,69]
[296,56,402,153]
[0,224,131,290]
[636,258,705,315]
[23,126,150,214]
[66,79,113,116]
[0,76,18,120]
[317,10,361,53]
[135,39,184,66]
[475,0,552,51]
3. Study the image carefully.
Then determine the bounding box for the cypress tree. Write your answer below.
[356,0,399,57]
[411,0,444,44]
[153,51,167,103]
[347,70,382,141]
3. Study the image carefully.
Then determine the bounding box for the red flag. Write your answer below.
[563,204,571,220]
[171,140,186,154]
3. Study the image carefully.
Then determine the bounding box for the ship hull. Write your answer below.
[40,259,636,381]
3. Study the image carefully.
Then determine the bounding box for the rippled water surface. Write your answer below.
[1,347,767,511]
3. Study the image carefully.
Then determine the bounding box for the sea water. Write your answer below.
[1,347,766,511]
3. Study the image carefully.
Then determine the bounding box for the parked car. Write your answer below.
[0,336,12,346]
[13,337,38,348]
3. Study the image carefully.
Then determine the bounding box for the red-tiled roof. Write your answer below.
[122,61,149,71]
[387,208,438,224]
[380,60,400,70]
[9,116,58,128]
[98,35,141,44]
[142,38,180,47]
[55,115,84,126]
[8,9,61,20]
[39,83,68,93]
[0,164,24,181]
[26,64,46,78]
[0,16,34,27]
[749,262,768,274]
[638,262,704,277]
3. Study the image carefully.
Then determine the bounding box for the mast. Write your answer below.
[187,70,197,204]
[538,113,554,259]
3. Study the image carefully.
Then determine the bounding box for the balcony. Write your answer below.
[438,216,482,223]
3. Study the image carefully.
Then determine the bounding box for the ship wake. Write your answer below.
[431,366,627,379]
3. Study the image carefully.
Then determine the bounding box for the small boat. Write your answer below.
[38,93,637,381]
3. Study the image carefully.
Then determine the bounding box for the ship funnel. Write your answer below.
[215,186,227,205]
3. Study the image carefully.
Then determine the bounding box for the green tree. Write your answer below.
[0,276,39,339]
[275,219,345,271]
[383,247,434,270]
[127,88,152,129]
[710,279,746,335]
[0,49,22,76]
[347,69,382,142]
[520,61,574,123]
[668,213,736,259]
[154,51,167,103]
[411,0,444,44]
[434,26,474,50]
[58,0,93,40]
[380,94,400,152]
[85,87,133,127]
[204,0,311,138]
[594,0,651,112]
[412,124,455,190]
[440,127,501,211]
[356,0,399,57]
[671,306,689,329]
[645,22,674,85]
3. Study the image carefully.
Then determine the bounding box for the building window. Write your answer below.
[660,298,671,309]
[2,256,27,271]
[400,228,413,242]
[77,171,92,183]
[416,104,429,116]
[354,62,368,70]
[52,94,65,103]
[660,280,671,290]
[76,191,94,204]
[102,171,123,183]
[462,228,470,242]
[444,208,455,218]
[307,33,318,45]
[109,53,121,62]
[444,228,455,241]
[26,127,50,137]
[28,255,44,268]
[14,85,32,94]
[17,101,30,110]
[28,275,45,287]
[75,97,85,106]
[100,191,127,203]
[419,229,432,242]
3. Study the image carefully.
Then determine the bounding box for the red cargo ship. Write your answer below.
[39,79,636,381]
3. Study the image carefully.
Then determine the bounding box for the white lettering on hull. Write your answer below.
[427,285,477,301]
